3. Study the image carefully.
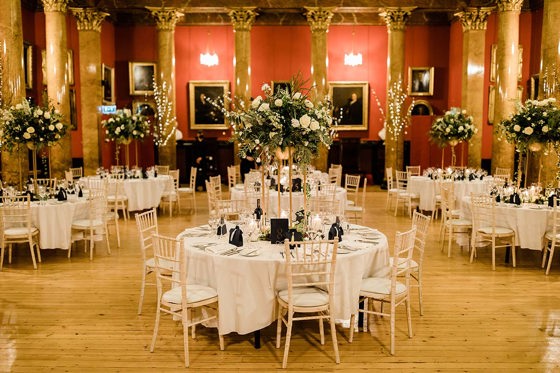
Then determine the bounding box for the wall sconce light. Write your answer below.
[200,31,219,67]
[344,28,362,67]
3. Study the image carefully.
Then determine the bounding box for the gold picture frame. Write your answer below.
[271,81,291,95]
[529,74,539,100]
[128,62,156,95]
[133,100,156,116]
[328,81,369,131]
[67,49,74,86]
[409,100,433,116]
[408,67,434,96]
[102,64,115,104]
[188,80,229,130]
[490,44,523,83]
[23,42,33,89]
[69,88,77,130]
[488,85,495,124]
[41,49,46,84]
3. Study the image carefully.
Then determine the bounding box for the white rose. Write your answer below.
[275,99,283,107]
[44,112,51,119]
[120,125,125,129]
[255,139,260,144]
[27,127,35,133]
[543,126,549,133]
[291,118,300,128]
[23,132,31,139]
[56,122,63,130]
[445,127,451,133]
[251,96,262,108]
[48,125,55,131]
[523,127,534,135]
[261,83,270,92]
[513,124,521,132]
[37,109,43,116]
[458,126,464,132]
[299,114,311,128]
[124,109,131,116]
[310,120,320,131]
[258,103,270,112]
[108,118,114,123]
[293,92,302,100]
[132,115,137,121]
[269,132,276,139]
[304,99,314,108]
[15,104,23,110]
[133,130,138,135]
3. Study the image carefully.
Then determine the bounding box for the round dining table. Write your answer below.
[230,186,347,218]
[460,196,552,251]
[81,175,169,211]
[408,176,490,212]
[31,196,89,250]
[178,223,389,336]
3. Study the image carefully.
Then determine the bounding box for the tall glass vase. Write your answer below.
[27,142,38,194]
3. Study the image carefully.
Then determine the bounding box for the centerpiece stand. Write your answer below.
[27,143,38,193]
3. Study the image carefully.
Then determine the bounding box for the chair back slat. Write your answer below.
[135,208,158,259]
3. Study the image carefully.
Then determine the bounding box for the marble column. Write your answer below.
[305,7,333,171]
[457,7,493,169]
[380,7,415,173]
[70,8,107,177]
[0,0,27,187]
[147,7,183,169]
[228,8,256,104]
[228,8,256,167]
[43,0,72,178]
[536,0,560,185]
[491,0,523,176]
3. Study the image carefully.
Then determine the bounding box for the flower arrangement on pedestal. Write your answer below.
[0,98,68,190]
[102,108,150,166]
[499,98,560,153]
[0,98,67,151]
[223,80,335,165]
[429,107,476,147]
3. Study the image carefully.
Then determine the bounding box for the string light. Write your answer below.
[152,78,177,147]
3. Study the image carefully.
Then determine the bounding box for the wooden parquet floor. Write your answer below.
[1,187,560,372]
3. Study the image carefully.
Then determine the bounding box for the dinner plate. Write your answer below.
[239,248,260,257]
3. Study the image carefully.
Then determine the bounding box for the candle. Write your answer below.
[311,214,322,232]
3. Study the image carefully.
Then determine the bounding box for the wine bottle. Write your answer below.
[254,199,263,220]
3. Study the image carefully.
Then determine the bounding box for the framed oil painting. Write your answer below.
[133,100,156,117]
[491,44,523,82]
[408,67,434,96]
[23,42,33,89]
[271,81,291,95]
[188,80,229,130]
[328,81,368,131]
[102,64,115,104]
[69,88,77,130]
[129,62,156,95]
[409,100,433,116]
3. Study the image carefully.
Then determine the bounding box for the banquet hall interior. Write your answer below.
[1,0,560,371]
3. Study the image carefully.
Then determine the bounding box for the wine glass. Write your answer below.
[208,216,219,236]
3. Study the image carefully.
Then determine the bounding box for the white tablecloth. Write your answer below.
[82,176,169,211]
[31,197,89,250]
[230,186,347,218]
[460,196,551,251]
[408,176,489,211]
[179,224,389,335]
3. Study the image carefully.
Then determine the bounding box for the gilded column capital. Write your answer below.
[304,7,335,33]
[497,0,524,12]
[70,8,109,32]
[146,7,184,31]
[228,8,257,31]
[379,7,416,32]
[42,0,68,13]
[456,7,494,31]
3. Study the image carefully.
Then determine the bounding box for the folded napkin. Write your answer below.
[206,243,237,255]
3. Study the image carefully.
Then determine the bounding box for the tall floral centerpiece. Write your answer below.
[499,98,560,185]
[429,107,476,167]
[0,98,68,190]
[102,108,150,167]
[220,78,335,222]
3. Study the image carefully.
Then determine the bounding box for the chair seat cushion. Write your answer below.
[72,219,103,229]
[447,218,471,227]
[277,286,329,308]
[545,230,560,241]
[177,187,194,193]
[162,284,218,305]
[360,277,407,297]
[145,257,174,271]
[389,257,419,271]
[478,226,514,236]
[5,226,38,236]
